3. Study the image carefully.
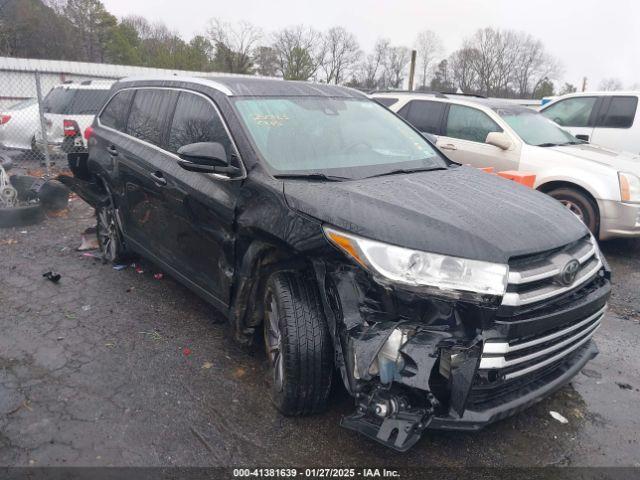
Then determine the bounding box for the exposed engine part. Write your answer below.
[0,165,17,208]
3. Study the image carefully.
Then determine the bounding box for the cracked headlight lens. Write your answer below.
[324,226,509,297]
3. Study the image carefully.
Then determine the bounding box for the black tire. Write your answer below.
[39,180,70,211]
[263,271,333,416]
[0,204,45,228]
[547,187,599,235]
[96,199,129,264]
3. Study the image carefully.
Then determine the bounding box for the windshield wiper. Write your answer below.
[273,173,347,182]
[536,143,559,147]
[364,166,447,179]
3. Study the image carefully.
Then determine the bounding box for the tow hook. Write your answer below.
[340,388,436,452]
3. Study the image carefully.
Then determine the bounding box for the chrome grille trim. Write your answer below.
[483,306,607,355]
[502,236,602,307]
[479,305,606,379]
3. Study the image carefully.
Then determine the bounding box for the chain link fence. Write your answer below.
[0,69,119,176]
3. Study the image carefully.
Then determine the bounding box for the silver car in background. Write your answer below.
[0,98,40,153]
[372,92,640,240]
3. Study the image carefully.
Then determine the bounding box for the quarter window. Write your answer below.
[374,97,399,107]
[541,97,597,127]
[445,104,502,143]
[126,89,178,146]
[167,92,235,157]
[399,100,445,135]
[99,90,134,132]
[597,96,638,128]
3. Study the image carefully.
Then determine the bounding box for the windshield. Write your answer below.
[497,108,579,147]
[233,97,446,179]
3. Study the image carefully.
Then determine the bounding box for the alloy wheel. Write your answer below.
[559,199,585,223]
[264,292,284,392]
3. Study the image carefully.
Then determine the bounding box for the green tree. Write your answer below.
[65,0,118,62]
[104,22,142,65]
[559,82,577,95]
[533,78,555,98]
[430,59,454,91]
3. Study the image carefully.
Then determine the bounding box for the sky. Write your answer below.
[102,0,640,90]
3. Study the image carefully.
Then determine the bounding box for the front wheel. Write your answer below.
[263,271,333,416]
[96,200,129,264]
[547,187,599,236]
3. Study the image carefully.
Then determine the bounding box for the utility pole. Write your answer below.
[582,77,588,92]
[408,50,417,91]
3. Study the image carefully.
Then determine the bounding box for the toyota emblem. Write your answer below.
[560,259,580,285]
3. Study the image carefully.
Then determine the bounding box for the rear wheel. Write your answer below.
[96,199,128,264]
[263,271,333,416]
[547,187,599,235]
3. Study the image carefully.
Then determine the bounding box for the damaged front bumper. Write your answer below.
[314,261,610,452]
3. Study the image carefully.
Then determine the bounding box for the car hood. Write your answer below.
[548,143,640,174]
[284,166,589,264]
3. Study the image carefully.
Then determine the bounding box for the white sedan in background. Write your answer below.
[0,98,40,153]
[372,92,640,239]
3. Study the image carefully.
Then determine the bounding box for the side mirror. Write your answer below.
[485,131,512,150]
[177,142,241,176]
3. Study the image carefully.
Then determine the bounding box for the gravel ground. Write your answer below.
[1,165,639,467]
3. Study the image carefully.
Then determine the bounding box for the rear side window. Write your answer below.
[66,90,111,115]
[541,97,597,127]
[445,104,502,143]
[597,96,638,128]
[43,88,75,114]
[399,100,445,134]
[374,97,398,107]
[99,90,134,132]
[167,92,235,157]
[126,89,179,146]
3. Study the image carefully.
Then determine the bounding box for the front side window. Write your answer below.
[445,104,502,143]
[597,96,638,128]
[399,100,445,135]
[99,90,134,132]
[498,108,578,146]
[167,92,235,157]
[541,97,597,127]
[233,97,445,179]
[126,89,178,146]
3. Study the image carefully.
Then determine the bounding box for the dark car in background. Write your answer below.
[59,76,611,452]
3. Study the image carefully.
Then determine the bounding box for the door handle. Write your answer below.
[107,145,119,156]
[150,171,167,186]
[575,134,590,142]
[440,144,457,151]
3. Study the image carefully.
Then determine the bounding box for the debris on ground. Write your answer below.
[82,305,91,311]
[77,226,99,251]
[201,361,213,369]
[153,273,164,280]
[182,347,192,356]
[139,331,162,341]
[113,264,128,271]
[616,382,633,390]
[82,252,100,259]
[550,411,569,424]
[132,263,144,274]
[42,271,61,283]
[232,367,246,379]
[0,238,18,245]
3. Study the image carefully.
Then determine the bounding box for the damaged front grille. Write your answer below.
[479,305,605,380]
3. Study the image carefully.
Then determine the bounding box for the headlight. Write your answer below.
[324,226,509,298]
[619,172,640,202]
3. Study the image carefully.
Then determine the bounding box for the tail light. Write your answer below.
[63,119,80,137]
[0,114,11,125]
[84,126,94,141]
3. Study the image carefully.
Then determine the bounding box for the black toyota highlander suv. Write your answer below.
[59,76,611,452]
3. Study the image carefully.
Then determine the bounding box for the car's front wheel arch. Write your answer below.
[538,181,600,237]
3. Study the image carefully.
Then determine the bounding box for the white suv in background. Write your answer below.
[540,91,640,154]
[35,81,113,156]
[371,91,640,239]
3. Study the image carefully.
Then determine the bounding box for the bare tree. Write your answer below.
[253,46,279,77]
[599,78,624,91]
[449,48,478,93]
[272,26,323,80]
[510,32,561,98]
[207,18,262,73]
[356,38,390,89]
[320,26,361,84]
[384,46,410,89]
[414,30,443,89]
